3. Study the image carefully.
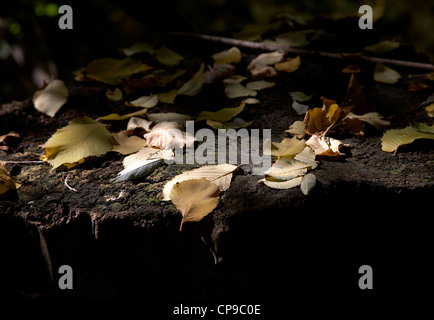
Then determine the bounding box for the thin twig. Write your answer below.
[170,32,434,71]
[64,174,78,192]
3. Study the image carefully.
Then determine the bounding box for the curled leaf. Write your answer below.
[33,80,68,117]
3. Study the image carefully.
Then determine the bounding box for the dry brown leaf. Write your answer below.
[169,178,220,231]
[304,102,341,135]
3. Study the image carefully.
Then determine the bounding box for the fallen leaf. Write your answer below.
[341,64,361,73]
[127,95,159,108]
[245,80,275,91]
[0,161,20,195]
[247,50,284,76]
[204,64,236,84]
[147,112,192,123]
[425,103,434,117]
[264,157,310,180]
[121,42,156,56]
[33,80,68,117]
[364,40,400,54]
[257,176,303,189]
[112,131,147,155]
[162,164,238,200]
[76,58,151,85]
[144,121,193,149]
[197,101,246,122]
[169,178,220,231]
[178,65,204,96]
[41,117,115,169]
[304,102,341,135]
[289,91,312,102]
[224,82,257,99]
[156,45,183,67]
[264,30,312,47]
[341,74,376,115]
[292,101,309,115]
[285,121,306,139]
[274,56,301,73]
[98,108,148,121]
[111,158,163,183]
[106,88,123,101]
[408,81,431,92]
[300,173,316,195]
[264,137,306,158]
[374,63,402,84]
[212,47,242,65]
[206,117,252,130]
[345,112,390,130]
[126,117,154,135]
[305,134,347,160]
[294,146,318,169]
[157,89,178,104]
[381,123,434,153]
[223,75,248,84]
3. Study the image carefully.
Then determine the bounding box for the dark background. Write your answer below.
[1,0,434,104]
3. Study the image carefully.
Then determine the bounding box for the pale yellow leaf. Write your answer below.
[106,87,123,101]
[212,47,242,65]
[274,56,301,73]
[374,63,402,84]
[98,108,148,121]
[300,173,316,195]
[264,137,306,157]
[345,112,390,130]
[156,45,183,67]
[41,117,115,169]
[126,117,154,134]
[294,146,318,169]
[127,95,158,108]
[381,123,434,153]
[112,131,147,155]
[77,58,151,85]
[162,164,238,200]
[197,101,245,122]
[224,82,257,99]
[169,178,220,231]
[157,90,178,104]
[178,65,204,96]
[245,80,275,91]
[147,112,192,123]
[264,157,310,180]
[258,176,303,189]
[33,80,68,117]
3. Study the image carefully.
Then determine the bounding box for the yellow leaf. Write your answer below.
[212,47,242,65]
[224,82,257,99]
[305,102,341,135]
[178,65,204,96]
[274,56,301,73]
[425,103,434,118]
[33,80,68,117]
[98,108,148,121]
[41,117,115,169]
[156,45,183,67]
[112,131,147,155]
[345,112,390,130]
[264,137,306,158]
[381,123,434,153]
[245,80,275,91]
[197,101,246,122]
[126,95,158,108]
[157,89,178,104]
[257,176,303,189]
[374,63,401,84]
[163,164,238,200]
[169,178,220,231]
[76,58,151,85]
[105,88,123,101]
[264,157,310,180]
[285,121,306,139]
[0,161,20,195]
